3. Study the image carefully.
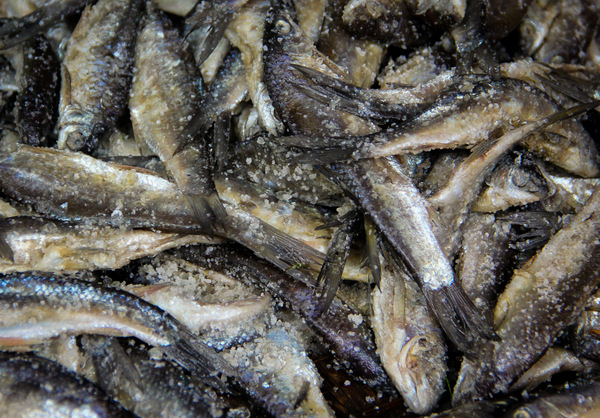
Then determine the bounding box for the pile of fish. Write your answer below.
[1,0,600,416]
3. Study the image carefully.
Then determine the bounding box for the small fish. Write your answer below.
[16,35,59,147]
[0,273,235,385]
[0,216,221,274]
[326,157,496,352]
[371,249,447,414]
[130,5,226,233]
[0,351,132,417]
[471,153,551,213]
[177,243,390,387]
[57,0,142,153]
[288,79,600,179]
[224,0,285,134]
[456,213,511,317]
[453,186,600,404]
[223,326,334,417]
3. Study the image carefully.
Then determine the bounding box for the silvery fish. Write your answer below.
[0,273,235,386]
[371,249,447,414]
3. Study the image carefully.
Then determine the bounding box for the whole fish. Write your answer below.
[327,157,496,353]
[0,351,132,417]
[371,249,447,414]
[0,273,235,385]
[453,187,600,404]
[0,145,325,272]
[57,0,141,153]
[130,5,226,233]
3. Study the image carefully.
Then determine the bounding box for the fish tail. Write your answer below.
[0,237,14,262]
[164,332,236,392]
[424,283,498,354]
[187,193,227,233]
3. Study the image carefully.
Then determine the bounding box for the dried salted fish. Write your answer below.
[0,273,235,386]
[57,0,141,153]
[371,250,447,414]
[453,187,600,404]
[130,4,226,233]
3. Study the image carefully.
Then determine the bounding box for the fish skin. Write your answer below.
[177,243,391,388]
[371,250,447,414]
[16,35,59,147]
[130,4,226,234]
[83,336,228,417]
[453,187,600,404]
[456,213,511,317]
[327,157,496,353]
[0,273,235,383]
[0,216,221,274]
[57,0,142,153]
[0,351,133,417]
[0,0,92,50]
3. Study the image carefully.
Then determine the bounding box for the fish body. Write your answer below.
[0,273,234,381]
[371,252,447,414]
[130,5,225,232]
[328,156,495,353]
[58,0,141,153]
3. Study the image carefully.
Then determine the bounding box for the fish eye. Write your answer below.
[66,131,86,151]
[513,409,531,418]
[275,19,291,34]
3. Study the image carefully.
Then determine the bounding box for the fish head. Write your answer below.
[264,2,310,57]
[57,109,101,153]
[393,333,447,414]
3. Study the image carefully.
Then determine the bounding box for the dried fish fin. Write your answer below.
[0,237,14,262]
[184,0,249,66]
[288,146,356,164]
[186,193,227,234]
[423,283,498,354]
[315,213,358,313]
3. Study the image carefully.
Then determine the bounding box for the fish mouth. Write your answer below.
[395,333,446,415]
